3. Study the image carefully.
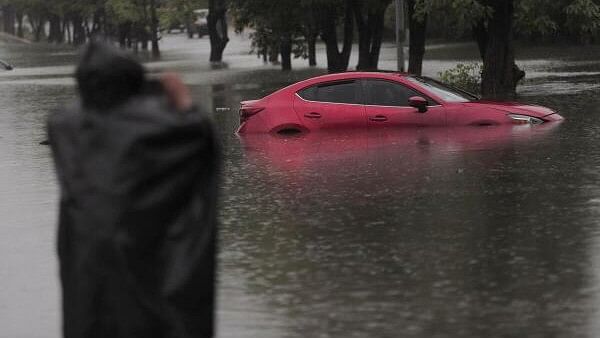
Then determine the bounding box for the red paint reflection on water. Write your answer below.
[240,124,561,175]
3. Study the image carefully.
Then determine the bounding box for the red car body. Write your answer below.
[237,72,563,134]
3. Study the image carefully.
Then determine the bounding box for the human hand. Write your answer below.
[160,72,193,111]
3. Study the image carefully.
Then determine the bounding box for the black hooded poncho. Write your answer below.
[48,42,219,338]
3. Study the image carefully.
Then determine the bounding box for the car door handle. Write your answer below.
[369,115,388,122]
[304,112,322,119]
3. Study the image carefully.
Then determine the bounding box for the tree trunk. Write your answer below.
[352,0,391,71]
[208,0,229,62]
[307,33,317,67]
[320,1,354,73]
[29,14,46,42]
[280,35,292,71]
[262,47,268,63]
[48,14,63,43]
[72,16,87,45]
[66,21,72,44]
[150,0,160,58]
[16,11,24,38]
[61,20,68,41]
[408,0,427,75]
[118,23,130,48]
[306,5,319,67]
[473,19,487,60]
[269,47,279,64]
[2,5,16,35]
[480,0,522,100]
[90,9,105,38]
[141,31,149,50]
[91,9,104,36]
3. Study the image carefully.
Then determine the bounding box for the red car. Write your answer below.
[237,72,563,134]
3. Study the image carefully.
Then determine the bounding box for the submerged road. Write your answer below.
[2,34,600,337]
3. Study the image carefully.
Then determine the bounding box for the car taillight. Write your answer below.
[239,107,264,123]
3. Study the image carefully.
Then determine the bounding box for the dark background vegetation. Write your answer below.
[1,0,600,99]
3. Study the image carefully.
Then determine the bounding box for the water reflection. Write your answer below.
[240,125,561,175]
[203,73,600,336]
[227,124,600,337]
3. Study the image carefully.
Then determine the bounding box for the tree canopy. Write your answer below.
[2,0,600,98]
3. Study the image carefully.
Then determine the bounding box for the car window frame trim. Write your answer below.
[295,77,443,108]
[295,79,365,106]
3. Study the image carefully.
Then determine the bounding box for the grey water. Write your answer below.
[2,33,600,338]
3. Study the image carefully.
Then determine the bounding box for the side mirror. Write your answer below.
[409,96,428,113]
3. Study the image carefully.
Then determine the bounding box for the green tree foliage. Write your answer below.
[229,0,396,71]
[438,62,482,94]
[412,0,600,98]
[2,0,600,93]
[0,0,164,53]
[230,0,308,70]
[106,0,141,24]
[422,0,600,43]
[564,0,600,42]
[0,0,225,61]
[514,0,560,38]
[159,0,204,34]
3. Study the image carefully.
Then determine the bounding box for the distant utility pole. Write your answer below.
[395,0,407,72]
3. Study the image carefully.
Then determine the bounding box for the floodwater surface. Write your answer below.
[2,34,600,338]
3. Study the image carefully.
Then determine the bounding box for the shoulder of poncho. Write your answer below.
[48,102,82,127]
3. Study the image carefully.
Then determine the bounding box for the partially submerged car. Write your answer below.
[237,72,563,134]
[191,9,209,38]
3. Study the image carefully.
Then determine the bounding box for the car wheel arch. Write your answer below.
[270,123,309,135]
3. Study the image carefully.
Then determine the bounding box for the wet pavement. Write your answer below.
[2,33,600,337]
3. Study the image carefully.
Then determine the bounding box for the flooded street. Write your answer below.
[2,33,600,337]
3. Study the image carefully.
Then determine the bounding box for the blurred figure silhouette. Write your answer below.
[48,40,219,338]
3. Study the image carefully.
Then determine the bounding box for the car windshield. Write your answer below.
[405,76,479,102]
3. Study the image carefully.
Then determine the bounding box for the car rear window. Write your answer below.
[298,86,317,101]
[297,81,361,104]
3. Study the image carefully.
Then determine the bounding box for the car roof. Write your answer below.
[273,71,449,105]
[306,71,408,83]
[284,72,413,94]
[288,72,411,90]
[281,71,398,91]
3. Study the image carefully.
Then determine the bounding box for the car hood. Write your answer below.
[463,101,556,118]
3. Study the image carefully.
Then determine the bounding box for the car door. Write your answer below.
[293,80,366,130]
[363,79,445,128]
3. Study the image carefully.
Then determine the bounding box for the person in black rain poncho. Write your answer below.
[47,40,219,338]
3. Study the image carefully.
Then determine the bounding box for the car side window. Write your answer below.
[317,81,360,104]
[365,79,431,107]
[297,81,361,104]
[298,86,317,101]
